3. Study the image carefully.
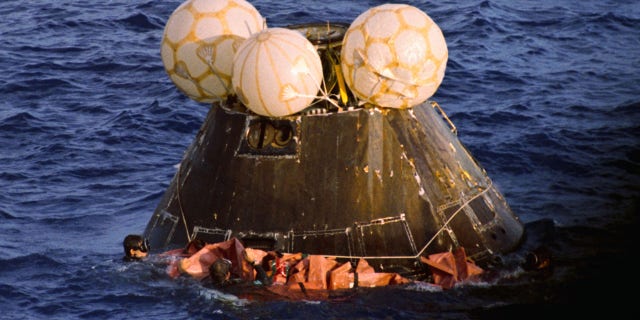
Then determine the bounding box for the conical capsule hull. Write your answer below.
[143,101,524,274]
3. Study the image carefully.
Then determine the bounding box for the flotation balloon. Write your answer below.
[232,27,323,117]
[340,4,448,109]
[161,0,265,104]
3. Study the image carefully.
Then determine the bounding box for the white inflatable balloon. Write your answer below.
[340,4,448,109]
[232,27,323,117]
[161,0,265,103]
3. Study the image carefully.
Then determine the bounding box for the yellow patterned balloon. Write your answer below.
[232,27,323,117]
[161,0,265,104]
[340,4,448,109]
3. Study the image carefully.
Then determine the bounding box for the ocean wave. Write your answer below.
[117,12,164,31]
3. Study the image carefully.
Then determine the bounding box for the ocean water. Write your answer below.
[0,0,638,319]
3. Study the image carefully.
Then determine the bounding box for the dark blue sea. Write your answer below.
[1,0,638,319]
